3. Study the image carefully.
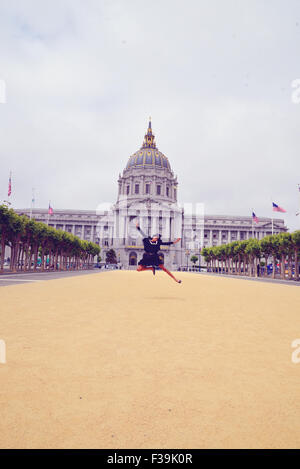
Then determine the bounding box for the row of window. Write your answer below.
[204,231,251,238]
[209,220,260,225]
[203,231,271,240]
[126,183,174,197]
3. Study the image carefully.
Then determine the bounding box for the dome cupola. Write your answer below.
[125,118,172,171]
[117,118,178,205]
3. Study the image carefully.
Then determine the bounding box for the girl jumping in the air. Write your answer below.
[136,222,182,284]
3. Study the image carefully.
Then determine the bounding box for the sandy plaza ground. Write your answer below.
[0,270,300,449]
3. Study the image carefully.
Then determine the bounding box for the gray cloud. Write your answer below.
[1,0,300,230]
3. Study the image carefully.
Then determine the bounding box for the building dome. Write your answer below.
[125,119,171,171]
[126,148,171,170]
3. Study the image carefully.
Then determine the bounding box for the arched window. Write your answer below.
[129,251,137,266]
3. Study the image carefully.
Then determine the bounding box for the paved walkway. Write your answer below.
[198,271,300,287]
[0,269,106,287]
[1,270,300,448]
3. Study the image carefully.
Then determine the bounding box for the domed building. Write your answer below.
[15,119,287,270]
[111,119,184,268]
[118,119,177,203]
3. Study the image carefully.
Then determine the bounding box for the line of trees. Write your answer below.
[201,231,300,280]
[0,204,101,273]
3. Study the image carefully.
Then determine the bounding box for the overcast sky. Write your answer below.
[1,0,300,230]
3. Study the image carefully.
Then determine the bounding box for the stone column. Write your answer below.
[110,224,114,246]
[218,230,222,245]
[152,175,156,196]
[173,211,181,239]
[209,230,213,246]
[124,216,128,244]
[120,211,126,243]
[152,214,158,235]
[130,176,134,195]
[165,214,170,240]
[140,216,147,236]
[163,178,167,197]
[98,225,103,244]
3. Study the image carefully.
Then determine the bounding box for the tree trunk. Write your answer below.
[41,247,45,272]
[24,244,30,271]
[288,255,292,280]
[11,244,17,272]
[54,251,58,270]
[264,254,268,277]
[0,236,6,273]
[28,247,33,271]
[295,249,299,281]
[281,254,285,280]
[11,244,16,272]
[33,244,39,272]
[272,255,276,279]
[18,246,24,271]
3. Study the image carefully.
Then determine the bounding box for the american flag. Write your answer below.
[252,212,259,223]
[8,173,11,197]
[48,203,53,215]
[272,202,286,213]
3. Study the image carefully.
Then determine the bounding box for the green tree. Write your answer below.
[190,255,198,269]
[245,238,261,277]
[106,248,117,264]
[260,236,273,277]
[0,205,100,274]
[277,232,293,280]
[269,235,280,279]
[292,231,300,281]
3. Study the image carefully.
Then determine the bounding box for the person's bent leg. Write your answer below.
[137,265,154,273]
[159,264,181,283]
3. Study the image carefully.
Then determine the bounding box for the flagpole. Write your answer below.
[30,188,35,220]
[6,170,12,207]
[298,184,300,227]
[270,196,274,235]
[47,200,51,226]
[251,208,254,238]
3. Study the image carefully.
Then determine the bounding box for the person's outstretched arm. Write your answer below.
[161,238,181,246]
[136,222,147,238]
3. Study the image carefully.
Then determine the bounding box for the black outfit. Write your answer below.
[137,226,173,267]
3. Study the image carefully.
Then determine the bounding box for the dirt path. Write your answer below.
[0,270,299,448]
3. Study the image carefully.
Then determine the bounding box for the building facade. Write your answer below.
[15,120,287,269]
